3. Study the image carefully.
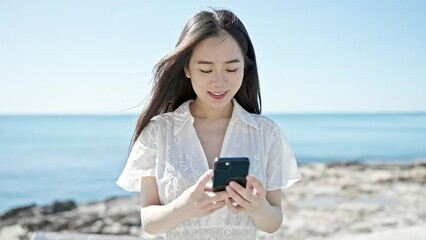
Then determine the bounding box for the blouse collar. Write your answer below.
[173,99,259,136]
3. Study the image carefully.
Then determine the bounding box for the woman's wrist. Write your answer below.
[168,196,191,223]
[249,202,282,233]
[247,198,271,218]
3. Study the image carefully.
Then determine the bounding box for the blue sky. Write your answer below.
[0,0,425,114]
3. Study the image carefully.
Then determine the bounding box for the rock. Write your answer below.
[68,215,99,229]
[348,221,373,234]
[80,219,103,234]
[369,171,394,183]
[0,224,26,240]
[21,217,51,232]
[118,215,141,227]
[40,200,77,215]
[128,226,141,236]
[0,204,36,220]
[102,223,129,235]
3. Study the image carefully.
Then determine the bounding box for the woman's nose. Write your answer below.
[212,72,227,86]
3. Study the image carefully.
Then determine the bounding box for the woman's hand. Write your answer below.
[139,170,230,235]
[225,175,283,233]
[224,175,268,216]
[173,169,229,220]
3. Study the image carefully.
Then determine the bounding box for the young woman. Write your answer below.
[116,9,301,240]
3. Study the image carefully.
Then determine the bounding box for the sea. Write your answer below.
[1,113,425,214]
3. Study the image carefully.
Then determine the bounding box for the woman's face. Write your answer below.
[185,35,244,112]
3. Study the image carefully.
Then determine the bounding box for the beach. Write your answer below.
[1,160,425,240]
[260,160,426,240]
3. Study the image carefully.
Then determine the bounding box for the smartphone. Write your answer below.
[212,157,250,192]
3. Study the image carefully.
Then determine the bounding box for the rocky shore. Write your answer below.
[1,161,425,240]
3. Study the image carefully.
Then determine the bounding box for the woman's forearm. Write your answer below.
[140,201,187,235]
[139,171,229,235]
[251,204,283,233]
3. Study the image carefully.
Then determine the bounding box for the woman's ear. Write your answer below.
[184,68,190,79]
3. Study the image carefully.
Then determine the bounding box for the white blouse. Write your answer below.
[116,99,301,240]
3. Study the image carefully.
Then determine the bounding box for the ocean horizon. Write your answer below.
[1,112,425,214]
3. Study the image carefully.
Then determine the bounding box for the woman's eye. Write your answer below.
[200,69,212,73]
[227,69,239,73]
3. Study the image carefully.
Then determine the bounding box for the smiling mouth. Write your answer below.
[209,91,227,96]
[208,91,228,99]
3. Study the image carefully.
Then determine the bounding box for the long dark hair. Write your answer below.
[132,9,261,144]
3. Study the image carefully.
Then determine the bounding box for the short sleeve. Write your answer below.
[116,121,157,192]
[266,128,301,190]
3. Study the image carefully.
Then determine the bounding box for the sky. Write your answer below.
[0,0,425,114]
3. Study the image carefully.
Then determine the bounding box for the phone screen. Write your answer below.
[212,157,250,192]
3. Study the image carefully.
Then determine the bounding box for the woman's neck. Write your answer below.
[190,100,233,119]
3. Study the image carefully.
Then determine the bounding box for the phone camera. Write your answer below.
[224,162,230,171]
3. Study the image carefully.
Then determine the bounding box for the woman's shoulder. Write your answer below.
[145,112,175,129]
[139,113,174,139]
[151,111,174,121]
[233,99,280,132]
[149,100,192,124]
[250,113,281,131]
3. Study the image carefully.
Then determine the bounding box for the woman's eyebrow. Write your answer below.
[196,59,241,64]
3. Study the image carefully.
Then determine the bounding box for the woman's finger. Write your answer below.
[226,185,249,208]
[246,175,266,196]
[228,181,256,203]
[204,182,213,192]
[225,198,239,214]
[206,190,230,202]
[207,200,226,211]
[195,170,214,192]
